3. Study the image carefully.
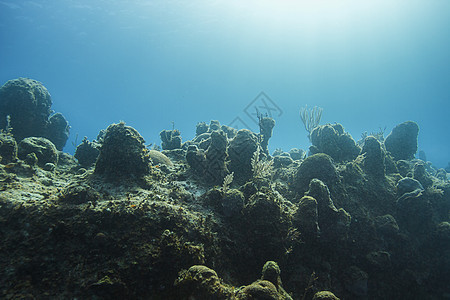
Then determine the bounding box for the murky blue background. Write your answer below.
[1,0,449,167]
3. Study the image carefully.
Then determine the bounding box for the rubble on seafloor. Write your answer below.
[1,81,450,299]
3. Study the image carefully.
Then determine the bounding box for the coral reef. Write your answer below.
[0,78,70,150]
[0,114,449,300]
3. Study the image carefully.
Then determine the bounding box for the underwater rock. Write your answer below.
[186,130,228,184]
[374,214,400,236]
[174,265,233,299]
[294,153,339,195]
[221,124,237,139]
[396,160,413,177]
[24,152,38,166]
[366,251,391,270]
[259,261,292,299]
[205,130,228,184]
[306,179,351,240]
[384,121,419,161]
[312,291,340,300]
[436,222,450,242]
[74,137,100,167]
[160,129,182,150]
[186,145,207,175]
[397,177,424,197]
[289,148,305,160]
[435,168,447,181]
[0,78,51,139]
[209,120,221,131]
[396,182,433,233]
[87,275,128,299]
[261,261,281,287]
[258,115,275,155]
[273,155,294,168]
[413,161,433,189]
[45,112,70,150]
[227,129,259,184]
[95,122,151,179]
[243,192,282,227]
[310,123,360,162]
[361,136,385,178]
[221,189,245,218]
[272,148,284,156]
[0,78,69,150]
[60,182,100,204]
[196,122,208,136]
[193,132,211,145]
[293,195,320,240]
[161,148,186,162]
[0,133,17,164]
[236,280,279,300]
[18,137,58,167]
[343,266,368,297]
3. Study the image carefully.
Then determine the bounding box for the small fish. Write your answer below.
[4,163,15,168]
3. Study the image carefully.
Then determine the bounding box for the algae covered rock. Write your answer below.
[18,137,58,167]
[0,78,70,150]
[205,130,228,184]
[306,179,351,241]
[221,188,245,218]
[310,123,360,162]
[186,130,228,184]
[343,266,368,297]
[174,265,233,299]
[413,161,433,189]
[45,112,70,150]
[74,137,100,167]
[312,291,340,300]
[293,195,320,240]
[95,122,151,178]
[60,182,100,204]
[227,129,259,184]
[375,214,400,237]
[0,133,17,164]
[396,177,424,197]
[289,148,305,160]
[361,136,385,178]
[385,121,419,160]
[294,153,339,195]
[236,261,292,300]
[258,115,275,155]
[0,78,52,140]
[160,129,182,150]
[236,280,279,300]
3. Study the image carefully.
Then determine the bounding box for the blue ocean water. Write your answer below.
[1,0,449,168]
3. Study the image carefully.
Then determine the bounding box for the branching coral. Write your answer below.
[300,105,323,140]
[251,147,273,179]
